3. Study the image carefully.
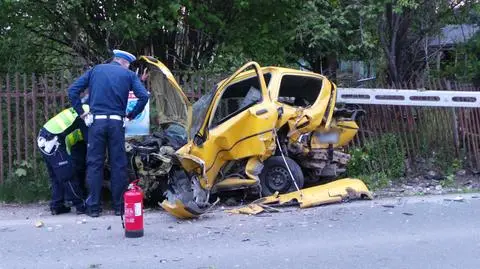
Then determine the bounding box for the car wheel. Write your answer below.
[259,156,304,196]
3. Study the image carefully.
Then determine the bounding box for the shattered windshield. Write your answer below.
[190,88,215,139]
[189,72,271,139]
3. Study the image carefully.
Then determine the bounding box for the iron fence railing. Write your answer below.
[0,71,479,182]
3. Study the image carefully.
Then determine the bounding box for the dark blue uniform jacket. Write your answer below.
[68,62,149,119]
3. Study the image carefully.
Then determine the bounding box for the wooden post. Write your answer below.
[6,75,13,174]
[60,71,65,108]
[451,107,460,157]
[52,73,57,113]
[32,74,38,171]
[437,80,452,154]
[0,76,3,183]
[471,108,480,170]
[445,79,460,157]
[468,99,480,170]
[23,74,29,161]
[43,75,49,121]
[15,73,21,162]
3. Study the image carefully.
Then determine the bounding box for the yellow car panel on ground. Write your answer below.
[227,178,373,216]
[255,178,372,208]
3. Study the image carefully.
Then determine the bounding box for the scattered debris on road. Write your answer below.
[444,196,465,202]
[225,204,266,215]
[34,220,44,228]
[76,218,87,224]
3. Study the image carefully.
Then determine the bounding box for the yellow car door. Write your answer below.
[187,62,278,189]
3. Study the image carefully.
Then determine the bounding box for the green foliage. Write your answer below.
[356,172,391,190]
[0,160,50,203]
[205,0,302,71]
[347,133,406,189]
[433,150,463,175]
[437,33,480,85]
[0,0,478,85]
[441,174,455,188]
[0,0,183,72]
[293,0,377,64]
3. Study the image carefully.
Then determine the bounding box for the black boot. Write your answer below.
[76,205,86,215]
[86,208,100,218]
[51,206,71,215]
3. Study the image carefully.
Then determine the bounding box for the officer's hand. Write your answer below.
[141,68,149,82]
[82,113,93,127]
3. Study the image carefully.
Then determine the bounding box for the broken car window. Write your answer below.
[239,86,262,109]
[190,89,215,138]
[278,75,323,107]
[210,73,271,129]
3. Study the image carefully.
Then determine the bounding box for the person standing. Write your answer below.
[68,49,149,217]
[37,105,89,215]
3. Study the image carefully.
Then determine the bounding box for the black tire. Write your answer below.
[259,156,305,196]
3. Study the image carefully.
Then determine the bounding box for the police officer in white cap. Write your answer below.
[68,49,149,217]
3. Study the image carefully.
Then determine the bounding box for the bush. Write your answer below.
[0,160,50,203]
[347,133,406,189]
[432,148,463,175]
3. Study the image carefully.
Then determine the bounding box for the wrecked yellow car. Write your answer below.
[126,57,369,217]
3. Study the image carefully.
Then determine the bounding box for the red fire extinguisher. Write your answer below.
[123,179,144,238]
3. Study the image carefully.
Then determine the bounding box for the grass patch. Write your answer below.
[347,134,405,190]
[0,160,50,203]
[440,174,456,188]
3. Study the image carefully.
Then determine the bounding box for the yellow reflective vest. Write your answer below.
[43,105,89,155]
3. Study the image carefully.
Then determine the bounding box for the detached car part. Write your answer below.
[226,178,373,215]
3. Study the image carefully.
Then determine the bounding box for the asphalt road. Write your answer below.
[0,193,479,269]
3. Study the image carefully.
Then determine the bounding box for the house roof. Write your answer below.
[429,24,479,47]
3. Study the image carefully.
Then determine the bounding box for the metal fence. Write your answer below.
[0,71,226,183]
[0,71,479,183]
[339,80,480,172]
[0,73,70,183]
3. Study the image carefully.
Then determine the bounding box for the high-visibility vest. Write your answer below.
[65,129,84,155]
[43,105,89,155]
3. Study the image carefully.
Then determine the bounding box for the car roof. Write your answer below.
[262,66,324,77]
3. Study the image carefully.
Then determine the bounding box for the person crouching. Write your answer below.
[37,104,89,215]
